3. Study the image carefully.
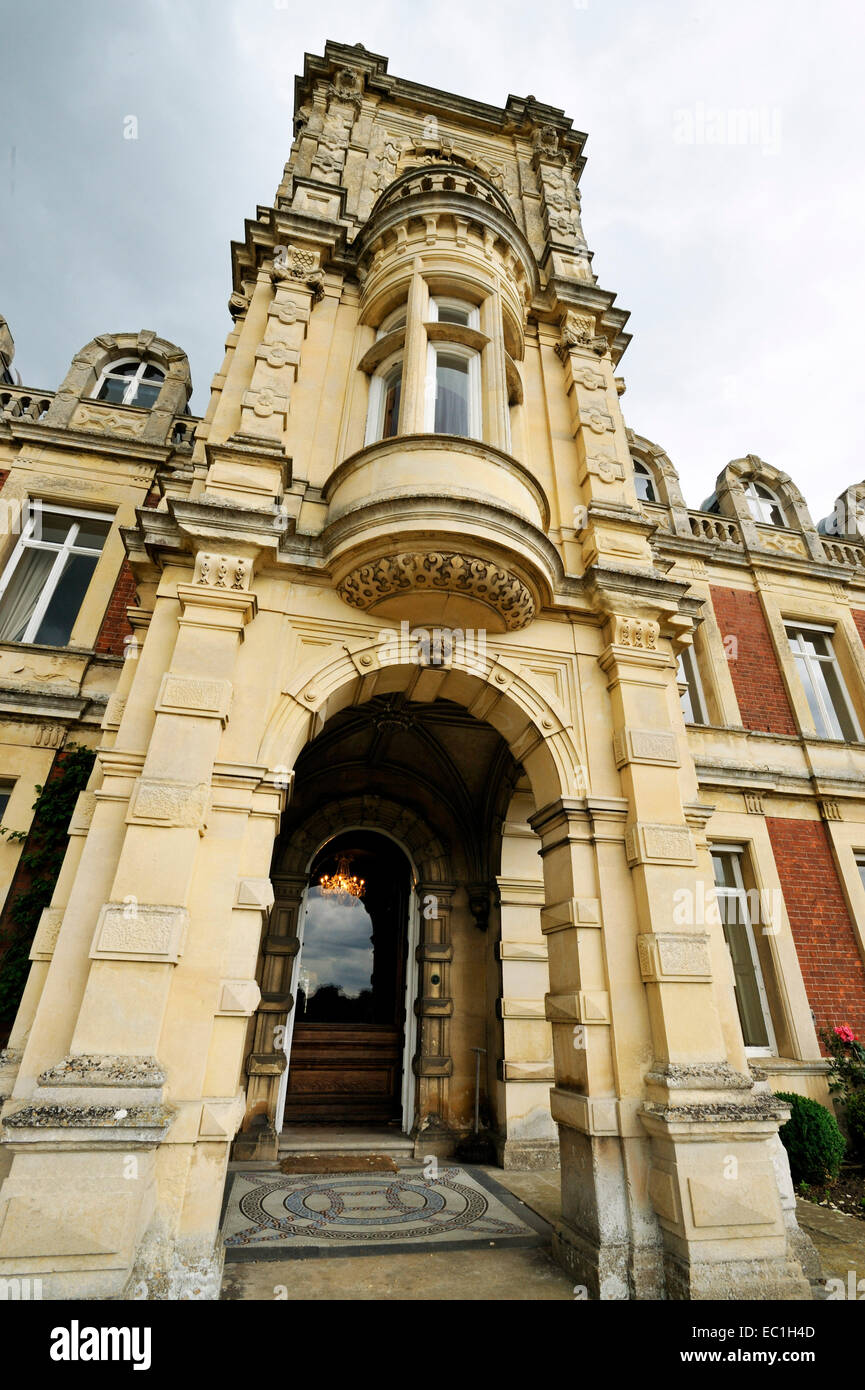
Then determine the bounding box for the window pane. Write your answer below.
[0,547,56,640]
[711,853,738,891]
[633,466,655,502]
[0,785,12,821]
[131,380,161,409]
[35,511,76,544]
[794,653,832,736]
[33,552,98,645]
[142,364,164,381]
[296,887,375,1022]
[382,369,402,440]
[72,518,111,550]
[678,647,705,723]
[97,376,128,404]
[111,362,139,378]
[712,853,770,1048]
[436,302,472,326]
[724,914,771,1048]
[434,353,470,435]
[817,661,856,740]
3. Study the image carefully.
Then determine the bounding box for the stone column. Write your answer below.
[531,795,664,1299]
[480,286,510,453]
[235,871,306,1161]
[595,604,809,1299]
[398,259,430,435]
[0,547,278,1298]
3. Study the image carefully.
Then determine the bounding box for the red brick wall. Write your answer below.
[94,489,158,656]
[709,585,797,735]
[767,816,865,1039]
[94,560,138,655]
[0,470,9,491]
[852,610,865,652]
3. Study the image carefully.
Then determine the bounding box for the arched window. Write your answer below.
[428,296,480,330]
[375,306,407,340]
[365,353,403,445]
[632,458,657,503]
[425,297,482,440]
[93,359,165,409]
[744,479,786,527]
[426,342,481,438]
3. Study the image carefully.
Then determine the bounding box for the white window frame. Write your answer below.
[428,296,480,330]
[374,306,408,341]
[677,645,708,724]
[856,853,865,896]
[745,479,787,527]
[0,502,112,646]
[364,351,404,446]
[0,778,15,824]
[711,844,777,1057]
[424,341,482,440]
[92,358,164,408]
[632,459,657,503]
[785,621,862,742]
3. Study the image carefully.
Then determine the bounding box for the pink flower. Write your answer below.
[835,1024,856,1044]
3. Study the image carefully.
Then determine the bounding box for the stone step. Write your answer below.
[278,1126,415,1160]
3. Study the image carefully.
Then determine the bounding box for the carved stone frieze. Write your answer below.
[337,552,536,630]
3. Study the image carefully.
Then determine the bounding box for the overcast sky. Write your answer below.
[3,0,863,521]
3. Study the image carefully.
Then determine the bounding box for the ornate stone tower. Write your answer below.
[0,41,821,1300]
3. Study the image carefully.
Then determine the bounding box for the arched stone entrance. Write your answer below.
[239,636,813,1301]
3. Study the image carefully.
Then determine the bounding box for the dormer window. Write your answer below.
[632,458,657,503]
[93,359,165,409]
[744,480,786,527]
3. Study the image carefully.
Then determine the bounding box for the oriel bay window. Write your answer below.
[0,504,112,646]
[362,282,507,448]
[711,845,777,1056]
[785,622,862,741]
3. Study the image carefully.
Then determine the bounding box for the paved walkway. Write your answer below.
[220,1165,865,1300]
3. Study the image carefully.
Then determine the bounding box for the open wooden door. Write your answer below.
[282,831,410,1126]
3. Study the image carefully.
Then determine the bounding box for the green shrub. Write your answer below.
[845,1090,865,1163]
[775,1091,846,1185]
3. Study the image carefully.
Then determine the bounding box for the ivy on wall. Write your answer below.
[0,744,96,1032]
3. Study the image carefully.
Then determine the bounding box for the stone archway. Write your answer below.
[244,633,814,1301]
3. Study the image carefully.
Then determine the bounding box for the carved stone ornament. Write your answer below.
[193,551,252,591]
[560,311,595,347]
[607,614,660,650]
[533,124,559,157]
[228,291,250,321]
[271,245,324,300]
[337,552,536,630]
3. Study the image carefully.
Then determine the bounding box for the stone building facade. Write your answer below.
[0,41,864,1300]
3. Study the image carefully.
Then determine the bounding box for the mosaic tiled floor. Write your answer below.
[222,1166,549,1260]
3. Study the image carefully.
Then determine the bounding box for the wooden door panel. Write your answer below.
[283,1023,403,1124]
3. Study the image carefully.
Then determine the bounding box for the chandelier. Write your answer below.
[319,853,365,900]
